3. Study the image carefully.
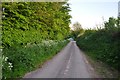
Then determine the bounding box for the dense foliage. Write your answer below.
[2,2,71,47]
[2,40,69,78]
[2,2,71,78]
[76,17,120,71]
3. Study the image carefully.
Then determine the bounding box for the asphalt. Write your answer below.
[24,41,98,78]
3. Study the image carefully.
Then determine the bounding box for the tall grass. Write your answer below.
[2,40,69,78]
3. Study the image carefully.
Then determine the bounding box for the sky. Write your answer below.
[68,0,119,29]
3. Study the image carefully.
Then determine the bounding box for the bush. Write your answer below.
[76,17,120,71]
[2,40,69,78]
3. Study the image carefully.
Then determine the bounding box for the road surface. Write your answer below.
[24,41,98,78]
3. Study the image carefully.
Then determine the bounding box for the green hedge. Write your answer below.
[2,2,71,78]
[2,40,69,78]
[76,17,120,71]
[2,2,71,48]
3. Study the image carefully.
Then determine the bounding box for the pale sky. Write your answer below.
[68,0,119,29]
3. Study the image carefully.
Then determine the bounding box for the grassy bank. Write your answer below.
[2,40,69,78]
[84,49,119,78]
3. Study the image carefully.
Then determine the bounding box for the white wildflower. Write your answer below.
[8,62,13,70]
[5,57,8,61]
[2,8,5,11]
[2,15,5,18]
[0,49,2,51]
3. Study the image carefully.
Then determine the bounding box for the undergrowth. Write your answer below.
[2,40,69,78]
[76,17,120,72]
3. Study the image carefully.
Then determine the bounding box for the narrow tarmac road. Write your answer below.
[24,41,98,78]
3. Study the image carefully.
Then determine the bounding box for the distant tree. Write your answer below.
[104,17,117,31]
[73,22,83,31]
[70,22,84,39]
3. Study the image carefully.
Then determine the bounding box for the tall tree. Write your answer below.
[2,2,71,47]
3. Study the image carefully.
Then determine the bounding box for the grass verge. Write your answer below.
[84,52,119,78]
[2,40,69,78]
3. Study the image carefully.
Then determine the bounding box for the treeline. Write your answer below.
[76,17,120,71]
[2,2,71,48]
[2,2,71,78]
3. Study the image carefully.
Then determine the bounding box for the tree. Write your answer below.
[2,2,71,47]
[71,22,84,39]
[72,22,83,31]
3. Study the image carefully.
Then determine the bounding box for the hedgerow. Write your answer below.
[2,40,69,78]
[76,17,120,71]
[2,2,71,48]
[2,2,71,78]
